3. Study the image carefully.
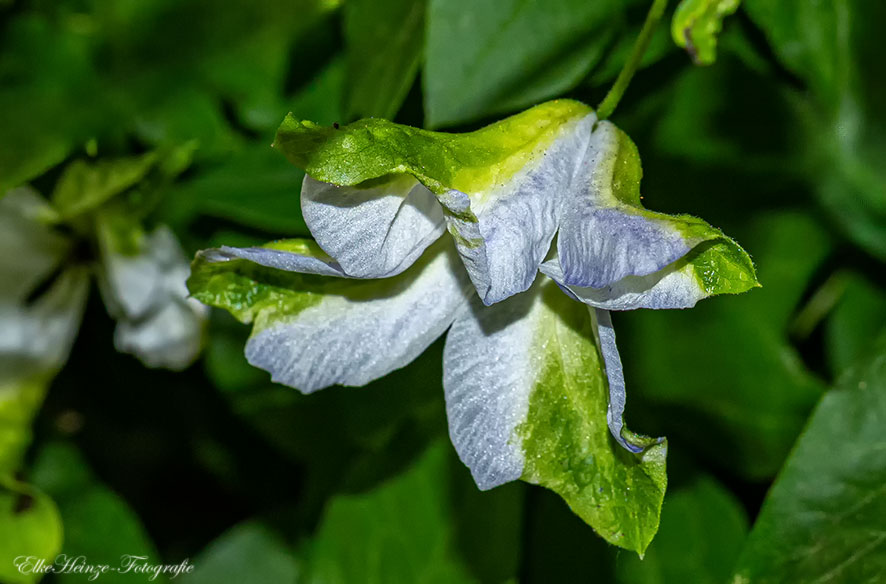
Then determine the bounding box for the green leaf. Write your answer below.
[343,0,425,120]
[31,442,168,584]
[515,282,667,555]
[160,144,310,236]
[303,441,477,584]
[825,273,886,377]
[731,329,886,583]
[183,522,299,584]
[0,479,63,584]
[0,14,107,192]
[671,0,740,65]
[423,0,623,128]
[744,0,886,259]
[617,475,748,583]
[51,153,159,220]
[622,211,829,479]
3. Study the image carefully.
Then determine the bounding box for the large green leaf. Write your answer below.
[617,475,748,583]
[343,0,425,120]
[302,442,476,583]
[731,329,886,583]
[423,0,624,128]
[622,211,829,479]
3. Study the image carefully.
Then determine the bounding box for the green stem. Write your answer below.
[596,0,668,120]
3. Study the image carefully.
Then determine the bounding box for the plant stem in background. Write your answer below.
[596,0,668,120]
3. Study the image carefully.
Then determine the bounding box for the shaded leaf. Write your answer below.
[617,475,748,583]
[622,211,829,479]
[343,0,425,120]
[825,273,886,377]
[183,522,298,584]
[731,329,886,583]
[303,442,476,584]
[31,442,168,584]
[423,0,623,128]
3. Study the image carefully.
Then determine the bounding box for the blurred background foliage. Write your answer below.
[1,0,885,582]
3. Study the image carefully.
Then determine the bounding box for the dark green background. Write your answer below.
[2,0,885,582]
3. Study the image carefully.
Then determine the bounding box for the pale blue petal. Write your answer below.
[246,243,471,392]
[301,174,445,278]
[206,246,348,278]
[443,288,540,489]
[441,113,595,305]
[556,207,692,288]
[540,255,706,310]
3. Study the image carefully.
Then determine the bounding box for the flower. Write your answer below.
[0,151,208,478]
[189,100,757,552]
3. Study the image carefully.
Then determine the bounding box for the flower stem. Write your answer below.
[596,0,668,121]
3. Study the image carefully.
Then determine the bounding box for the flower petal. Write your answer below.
[595,308,661,453]
[557,121,729,288]
[301,174,445,278]
[0,187,70,301]
[442,281,540,490]
[114,299,205,371]
[541,238,759,310]
[0,268,89,378]
[206,239,348,278]
[274,99,596,303]
[439,111,594,304]
[189,239,471,392]
[442,278,667,553]
[98,221,207,369]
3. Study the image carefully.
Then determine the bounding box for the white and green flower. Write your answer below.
[189,99,757,553]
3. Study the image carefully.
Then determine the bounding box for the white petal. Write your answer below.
[0,268,89,382]
[441,113,595,305]
[595,308,647,453]
[245,243,470,392]
[301,174,445,278]
[556,207,692,288]
[100,225,208,369]
[204,246,348,278]
[540,255,706,310]
[0,187,70,301]
[555,121,703,288]
[114,299,206,371]
[443,286,547,490]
